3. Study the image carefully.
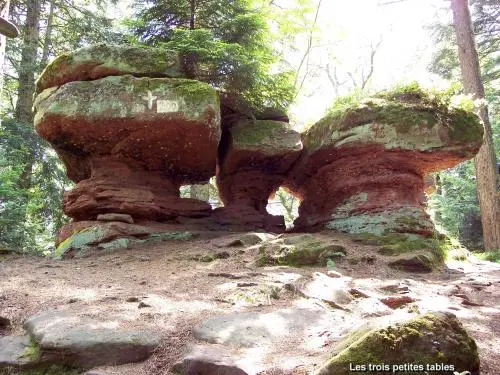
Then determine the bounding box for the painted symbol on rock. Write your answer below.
[142,90,158,110]
[157,100,179,113]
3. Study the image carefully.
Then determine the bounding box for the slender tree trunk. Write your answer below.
[15,0,41,189]
[15,0,40,123]
[0,0,11,96]
[452,0,500,251]
[40,0,55,69]
[189,0,195,30]
[182,0,197,78]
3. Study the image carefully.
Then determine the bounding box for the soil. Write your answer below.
[1,231,499,375]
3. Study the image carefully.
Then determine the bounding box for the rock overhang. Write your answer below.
[298,95,483,179]
[35,43,184,94]
[34,75,221,183]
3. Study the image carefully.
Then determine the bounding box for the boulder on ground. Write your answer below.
[315,311,480,375]
[23,310,161,368]
[173,345,249,375]
[55,221,193,258]
[255,234,346,266]
[0,336,38,368]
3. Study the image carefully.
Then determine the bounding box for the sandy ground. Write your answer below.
[0,231,499,374]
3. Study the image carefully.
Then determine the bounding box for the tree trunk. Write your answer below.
[15,0,40,123]
[451,0,500,250]
[189,0,195,30]
[0,0,10,95]
[40,0,55,69]
[15,0,41,190]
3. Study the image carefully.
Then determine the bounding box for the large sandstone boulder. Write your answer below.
[36,44,183,94]
[23,310,161,368]
[34,61,220,223]
[315,311,480,375]
[290,89,483,236]
[216,119,302,231]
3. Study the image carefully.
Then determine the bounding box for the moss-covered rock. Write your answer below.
[351,232,445,271]
[327,207,436,237]
[303,86,483,155]
[315,311,480,375]
[387,251,442,273]
[36,44,184,93]
[255,235,346,266]
[216,119,301,230]
[35,76,219,131]
[230,120,301,156]
[34,75,220,185]
[55,223,194,259]
[290,85,482,239]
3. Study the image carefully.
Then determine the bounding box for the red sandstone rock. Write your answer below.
[63,158,211,221]
[34,72,220,222]
[289,92,483,235]
[216,119,302,231]
[36,44,183,94]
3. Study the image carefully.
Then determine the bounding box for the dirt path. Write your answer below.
[1,232,499,374]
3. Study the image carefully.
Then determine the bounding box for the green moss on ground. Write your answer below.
[19,336,40,362]
[56,228,194,259]
[15,365,83,375]
[353,232,446,260]
[255,236,347,267]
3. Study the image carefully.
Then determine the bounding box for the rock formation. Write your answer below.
[215,119,302,230]
[34,45,221,237]
[315,311,480,375]
[288,91,483,237]
[34,45,483,258]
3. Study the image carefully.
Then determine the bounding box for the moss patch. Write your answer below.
[304,83,483,152]
[327,207,435,237]
[255,235,347,267]
[14,365,83,375]
[19,336,40,362]
[56,228,194,259]
[36,44,183,92]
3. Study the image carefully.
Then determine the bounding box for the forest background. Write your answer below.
[0,0,498,256]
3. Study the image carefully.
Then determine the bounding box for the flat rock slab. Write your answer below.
[194,307,337,348]
[297,272,353,309]
[173,345,249,375]
[36,44,184,93]
[0,336,37,367]
[23,310,161,367]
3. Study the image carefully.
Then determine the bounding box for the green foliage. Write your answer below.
[1,0,115,255]
[427,0,499,251]
[474,251,500,263]
[429,162,483,249]
[0,118,71,254]
[128,0,295,110]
